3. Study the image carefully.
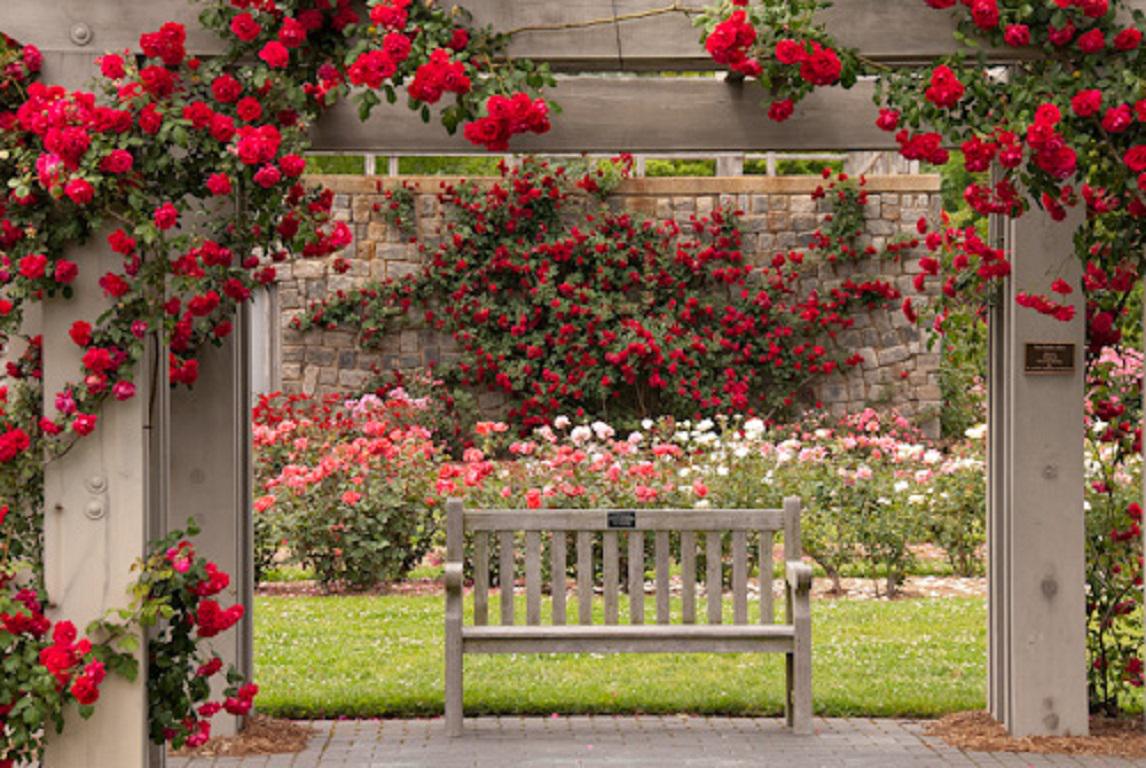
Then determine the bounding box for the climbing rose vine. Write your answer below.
[296,158,910,431]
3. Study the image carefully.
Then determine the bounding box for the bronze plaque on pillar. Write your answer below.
[1024,343,1075,374]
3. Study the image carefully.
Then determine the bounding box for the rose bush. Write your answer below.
[253,389,440,589]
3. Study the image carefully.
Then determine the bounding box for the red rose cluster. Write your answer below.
[463,93,551,151]
[704,11,761,76]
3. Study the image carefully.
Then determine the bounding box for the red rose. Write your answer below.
[64,178,94,206]
[1048,21,1075,46]
[108,229,137,255]
[279,154,305,177]
[209,114,236,143]
[1124,146,1146,173]
[798,43,841,86]
[253,164,281,189]
[969,0,998,29]
[99,54,125,79]
[230,13,262,42]
[69,321,92,347]
[0,428,30,462]
[98,272,131,298]
[384,32,413,62]
[1102,104,1132,133]
[99,149,134,174]
[1114,28,1143,51]
[1071,89,1102,117]
[924,65,964,109]
[258,41,289,69]
[139,66,176,98]
[210,74,242,103]
[767,99,794,122]
[18,253,48,280]
[72,413,98,436]
[154,202,179,230]
[206,173,232,196]
[1076,29,1105,54]
[775,39,806,65]
[1003,24,1030,47]
[278,17,307,48]
[448,28,469,51]
[54,259,78,285]
[236,97,263,122]
[875,108,900,131]
[139,104,163,134]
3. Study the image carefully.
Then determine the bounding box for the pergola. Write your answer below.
[1,1,1133,765]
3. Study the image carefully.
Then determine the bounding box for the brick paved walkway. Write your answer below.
[167,717,1146,767]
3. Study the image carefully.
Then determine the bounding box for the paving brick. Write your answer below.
[166,718,1146,768]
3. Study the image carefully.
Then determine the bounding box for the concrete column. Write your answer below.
[167,309,253,737]
[988,206,1088,736]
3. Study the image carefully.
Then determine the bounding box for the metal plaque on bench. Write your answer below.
[607,511,636,529]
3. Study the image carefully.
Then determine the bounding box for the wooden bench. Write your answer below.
[443,497,813,736]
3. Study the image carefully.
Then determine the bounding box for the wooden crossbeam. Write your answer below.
[311,76,897,153]
[9,0,1142,68]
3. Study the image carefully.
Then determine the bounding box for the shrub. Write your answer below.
[252,390,441,590]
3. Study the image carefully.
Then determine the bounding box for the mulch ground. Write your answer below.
[170,716,315,758]
[926,711,1146,757]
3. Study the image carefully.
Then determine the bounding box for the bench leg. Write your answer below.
[445,619,463,736]
[784,652,794,728]
[790,640,812,735]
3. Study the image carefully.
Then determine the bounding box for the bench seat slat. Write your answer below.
[465,509,783,532]
[462,624,795,655]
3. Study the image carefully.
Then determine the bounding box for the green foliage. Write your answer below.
[645,159,716,177]
[398,156,502,176]
[305,155,368,175]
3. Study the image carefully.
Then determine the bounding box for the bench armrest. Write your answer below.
[444,562,463,595]
[786,561,813,595]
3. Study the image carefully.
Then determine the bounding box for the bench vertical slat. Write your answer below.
[784,496,802,626]
[681,531,697,624]
[706,531,723,625]
[551,531,567,625]
[603,532,619,625]
[577,531,593,625]
[760,530,774,624]
[627,531,644,625]
[474,531,489,626]
[499,531,515,626]
[732,530,748,624]
[655,531,670,625]
[525,531,542,626]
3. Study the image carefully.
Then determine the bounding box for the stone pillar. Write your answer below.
[41,237,157,767]
[167,309,253,737]
[988,206,1088,736]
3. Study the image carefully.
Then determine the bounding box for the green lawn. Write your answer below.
[254,594,986,719]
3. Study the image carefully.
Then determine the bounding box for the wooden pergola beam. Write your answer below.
[311,77,895,153]
[12,0,1143,70]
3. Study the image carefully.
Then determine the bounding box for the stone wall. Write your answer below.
[272,174,944,432]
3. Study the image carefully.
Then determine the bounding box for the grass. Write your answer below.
[254,594,986,719]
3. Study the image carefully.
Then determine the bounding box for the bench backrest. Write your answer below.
[445,498,802,628]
